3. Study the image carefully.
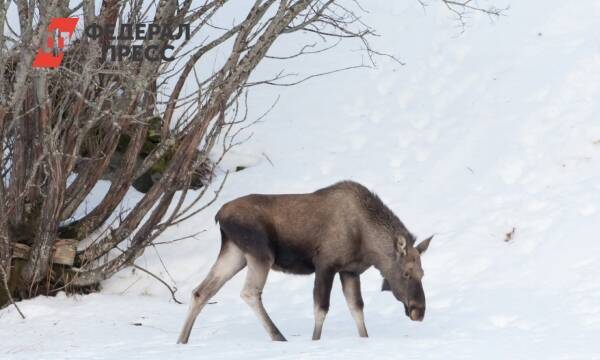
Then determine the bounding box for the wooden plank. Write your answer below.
[12,243,30,260]
[52,239,78,266]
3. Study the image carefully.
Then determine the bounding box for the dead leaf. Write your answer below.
[504,227,516,242]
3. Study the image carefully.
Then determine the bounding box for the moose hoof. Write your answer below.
[272,334,287,342]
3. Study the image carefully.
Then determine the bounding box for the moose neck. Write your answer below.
[365,229,400,271]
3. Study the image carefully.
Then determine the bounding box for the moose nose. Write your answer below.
[409,306,425,321]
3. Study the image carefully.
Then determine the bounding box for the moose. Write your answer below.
[177,181,432,344]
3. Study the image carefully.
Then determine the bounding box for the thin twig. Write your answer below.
[262,152,274,167]
[132,264,183,304]
[0,266,26,319]
[153,231,206,245]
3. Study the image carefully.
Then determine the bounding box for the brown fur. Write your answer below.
[177,181,432,344]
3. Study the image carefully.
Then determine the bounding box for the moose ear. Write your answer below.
[416,235,433,254]
[395,236,407,257]
[381,279,391,291]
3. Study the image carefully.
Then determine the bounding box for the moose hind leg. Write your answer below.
[340,272,368,337]
[177,241,246,344]
[240,255,287,341]
[312,268,335,340]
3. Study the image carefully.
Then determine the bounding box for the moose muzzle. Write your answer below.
[408,303,425,321]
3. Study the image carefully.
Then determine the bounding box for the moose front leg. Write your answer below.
[340,272,368,337]
[312,268,335,340]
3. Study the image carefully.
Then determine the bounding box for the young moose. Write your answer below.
[177,181,432,343]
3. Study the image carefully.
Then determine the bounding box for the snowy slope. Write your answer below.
[3,0,600,359]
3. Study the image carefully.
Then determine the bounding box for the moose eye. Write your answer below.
[403,272,410,279]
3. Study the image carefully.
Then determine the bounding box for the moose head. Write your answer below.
[381,235,433,321]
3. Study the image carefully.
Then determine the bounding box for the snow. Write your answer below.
[3,0,600,358]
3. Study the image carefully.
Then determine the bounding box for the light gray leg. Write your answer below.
[177,242,246,344]
[312,269,335,340]
[340,272,368,337]
[240,255,287,341]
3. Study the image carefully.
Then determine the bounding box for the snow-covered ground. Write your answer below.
[3,0,600,359]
